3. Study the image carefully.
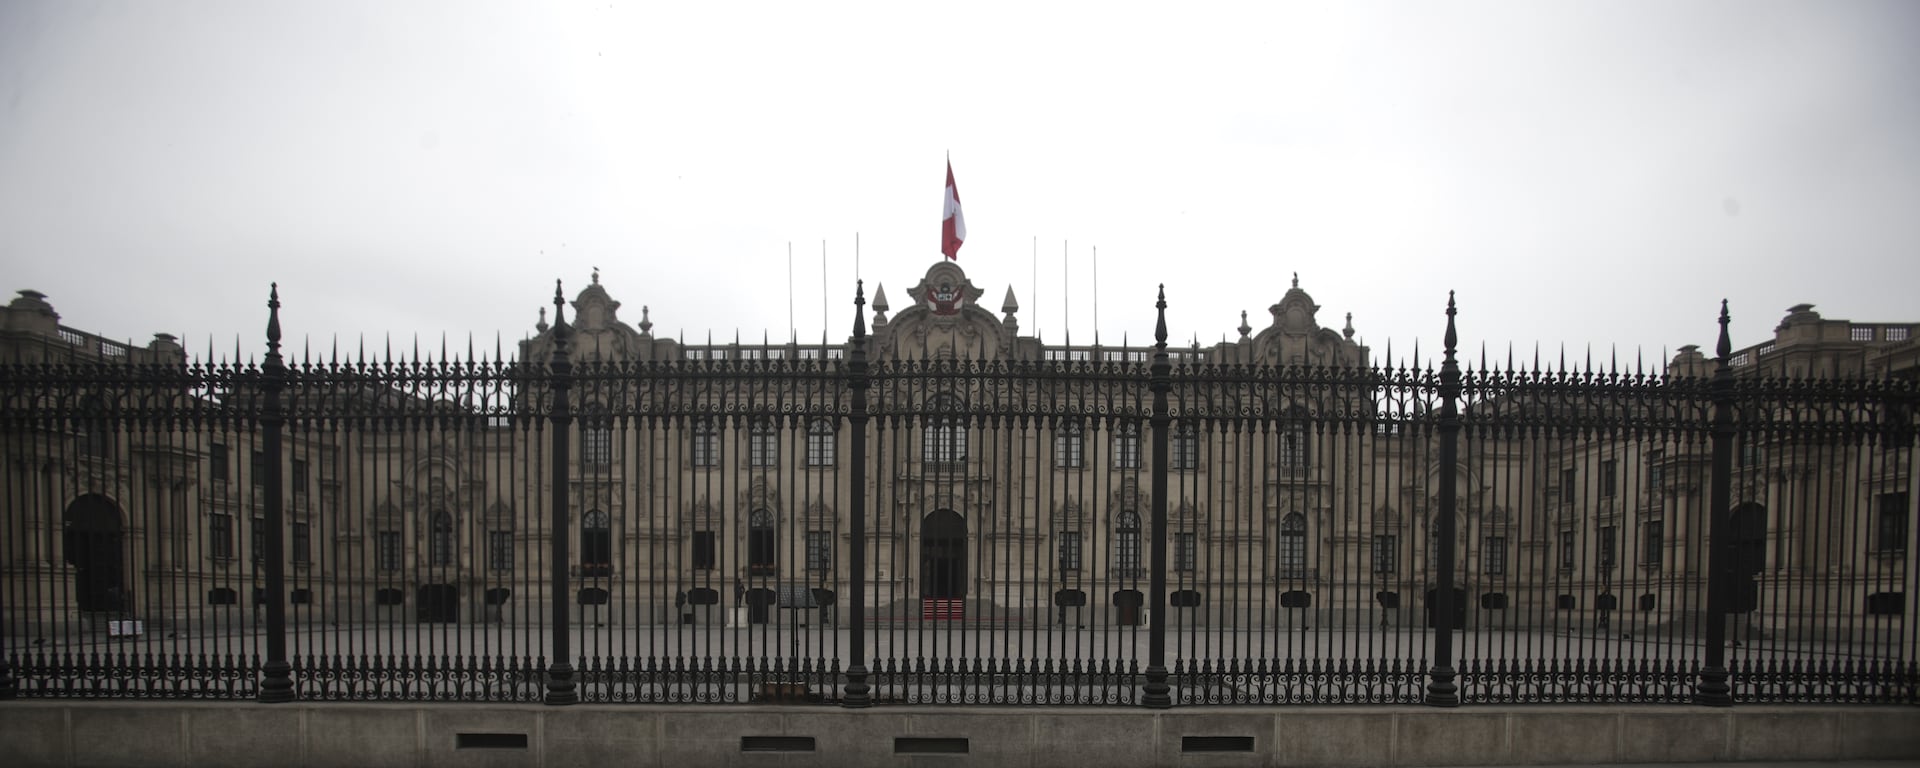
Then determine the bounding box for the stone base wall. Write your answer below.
[4,700,1918,768]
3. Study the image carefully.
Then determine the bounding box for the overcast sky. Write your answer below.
[2,1,1916,366]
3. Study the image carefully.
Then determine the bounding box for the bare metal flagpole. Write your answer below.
[1063,240,1070,346]
[788,242,795,342]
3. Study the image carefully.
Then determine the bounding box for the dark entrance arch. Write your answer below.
[63,494,126,613]
[921,509,966,599]
[417,584,458,623]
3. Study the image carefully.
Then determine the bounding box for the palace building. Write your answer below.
[3,261,1914,639]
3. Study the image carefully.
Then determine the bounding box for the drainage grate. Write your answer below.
[1181,736,1255,753]
[456,732,529,750]
[741,736,816,752]
[896,737,970,754]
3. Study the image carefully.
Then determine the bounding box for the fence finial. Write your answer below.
[1443,290,1457,355]
[266,283,283,357]
[853,280,867,340]
[1716,299,1731,361]
[1154,285,1168,347]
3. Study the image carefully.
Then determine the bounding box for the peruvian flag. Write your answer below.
[941,160,966,260]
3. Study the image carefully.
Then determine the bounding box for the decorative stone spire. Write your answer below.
[872,284,890,326]
[638,305,652,337]
[1343,312,1355,340]
[536,307,549,333]
[1238,310,1251,341]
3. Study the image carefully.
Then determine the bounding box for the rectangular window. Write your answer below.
[1118,530,1142,574]
[210,443,229,482]
[376,530,402,571]
[806,421,836,467]
[489,531,514,571]
[1171,427,1198,470]
[749,424,778,467]
[1371,535,1397,574]
[691,423,719,467]
[251,518,266,564]
[292,522,310,565]
[1483,535,1507,576]
[210,513,233,560]
[1641,521,1663,566]
[1647,450,1665,491]
[1559,530,1575,570]
[582,426,612,466]
[1740,438,1760,467]
[291,459,308,496]
[692,530,717,570]
[1174,533,1196,572]
[1599,526,1617,568]
[1054,423,1083,469]
[1279,431,1307,469]
[805,530,832,572]
[1601,460,1617,498]
[1114,427,1140,469]
[1878,492,1910,554]
[1561,467,1576,504]
[1058,531,1082,571]
[251,450,266,487]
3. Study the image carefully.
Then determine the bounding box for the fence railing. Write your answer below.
[1,284,1916,707]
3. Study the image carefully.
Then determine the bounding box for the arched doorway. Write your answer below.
[921,509,967,601]
[63,494,126,613]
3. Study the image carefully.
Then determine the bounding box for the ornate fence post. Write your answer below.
[257,284,295,703]
[1143,286,1173,709]
[843,281,873,708]
[545,281,578,705]
[1425,292,1461,707]
[1694,301,1735,706]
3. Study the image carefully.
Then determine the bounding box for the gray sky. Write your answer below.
[3,1,1916,366]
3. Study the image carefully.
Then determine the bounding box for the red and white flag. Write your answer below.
[941,160,966,260]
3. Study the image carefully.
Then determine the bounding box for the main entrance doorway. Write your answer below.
[921,510,966,618]
[63,494,126,613]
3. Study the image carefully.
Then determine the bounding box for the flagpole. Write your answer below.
[1092,245,1099,346]
[788,242,795,342]
[1063,240,1070,347]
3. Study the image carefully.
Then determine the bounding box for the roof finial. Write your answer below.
[1292,272,1299,289]
[639,305,652,335]
[592,266,600,285]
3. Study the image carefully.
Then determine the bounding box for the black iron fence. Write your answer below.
[2,284,1915,706]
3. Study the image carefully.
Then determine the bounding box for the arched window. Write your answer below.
[924,395,967,466]
[1116,510,1142,578]
[429,511,455,567]
[1278,512,1307,577]
[806,418,836,467]
[582,510,611,576]
[748,509,776,575]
